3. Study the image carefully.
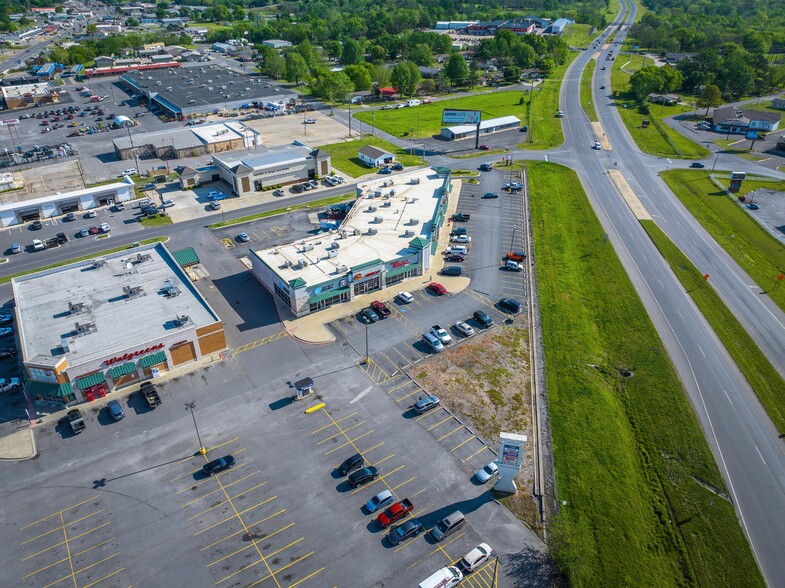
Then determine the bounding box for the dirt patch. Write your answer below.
[411,321,540,530]
[17,160,85,199]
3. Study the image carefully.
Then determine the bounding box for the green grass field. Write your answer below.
[611,55,710,159]
[319,137,424,177]
[642,220,785,431]
[519,55,576,151]
[354,92,525,140]
[660,170,785,314]
[580,59,599,122]
[565,23,594,49]
[527,161,762,586]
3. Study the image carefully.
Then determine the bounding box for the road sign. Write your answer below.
[442,109,482,125]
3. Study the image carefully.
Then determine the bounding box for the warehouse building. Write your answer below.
[13,243,227,405]
[178,142,331,196]
[119,65,297,119]
[249,168,451,317]
[113,121,260,161]
[440,115,521,140]
[1,82,59,110]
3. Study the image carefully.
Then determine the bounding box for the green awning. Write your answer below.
[288,277,306,289]
[351,259,382,272]
[308,287,350,305]
[107,362,138,379]
[75,372,106,389]
[140,351,167,368]
[171,247,199,267]
[386,263,419,279]
[29,381,73,399]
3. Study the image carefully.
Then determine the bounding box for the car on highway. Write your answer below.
[10,243,21,254]
[556,110,564,118]
[475,461,499,483]
[338,453,364,476]
[499,298,522,314]
[366,490,394,513]
[481,192,498,199]
[451,235,471,243]
[479,164,493,172]
[690,162,705,168]
[203,455,235,476]
[378,167,392,174]
[348,466,379,487]
[479,144,490,150]
[593,141,602,150]
[0,377,21,393]
[459,543,493,572]
[237,233,250,242]
[413,395,440,414]
[107,399,125,421]
[427,282,447,296]
[454,321,475,337]
[32,239,45,251]
[0,327,13,337]
[388,519,423,546]
[601,66,606,70]
[360,308,379,324]
[473,310,494,328]
[600,84,606,89]
[397,291,414,304]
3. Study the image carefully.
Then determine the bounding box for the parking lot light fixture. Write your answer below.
[185,401,206,455]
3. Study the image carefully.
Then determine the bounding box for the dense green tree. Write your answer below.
[503,64,522,84]
[368,45,386,63]
[344,63,372,91]
[341,38,365,65]
[312,70,354,103]
[391,61,420,97]
[284,52,310,85]
[443,53,469,86]
[257,46,284,79]
[409,44,433,67]
[696,84,723,115]
[371,63,391,87]
[629,66,665,100]
[323,40,342,61]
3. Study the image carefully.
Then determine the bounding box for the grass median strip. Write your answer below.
[208,193,355,229]
[0,237,167,285]
[527,161,762,586]
[642,220,785,431]
[580,59,599,122]
[319,137,424,178]
[660,170,785,315]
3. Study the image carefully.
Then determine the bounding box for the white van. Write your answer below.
[406,99,422,107]
[419,566,463,588]
[447,245,467,255]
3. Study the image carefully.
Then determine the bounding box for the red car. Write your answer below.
[445,254,465,262]
[479,144,490,150]
[88,226,100,235]
[377,499,413,528]
[370,300,391,318]
[427,282,447,296]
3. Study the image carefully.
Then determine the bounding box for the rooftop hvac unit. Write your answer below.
[340,230,348,239]
[374,216,383,223]
[367,206,377,212]
[303,244,314,252]
[123,285,145,298]
[135,253,152,263]
[92,259,106,268]
[332,242,340,250]
[367,228,377,235]
[74,321,96,335]
[162,279,180,297]
[326,250,338,259]
[60,337,70,353]
[353,228,362,236]
[284,259,293,268]
[382,201,391,207]
[298,258,308,267]
[68,301,87,314]
[409,218,419,225]
[175,314,191,327]
[389,189,396,196]
[336,264,348,274]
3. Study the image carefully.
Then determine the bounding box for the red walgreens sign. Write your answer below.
[103,342,165,366]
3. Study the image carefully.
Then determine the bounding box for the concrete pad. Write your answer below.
[608,169,652,220]
[242,111,349,148]
[0,427,36,461]
[15,160,85,200]
[592,121,612,150]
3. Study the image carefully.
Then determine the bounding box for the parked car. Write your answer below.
[99,223,110,233]
[454,321,475,337]
[0,347,17,359]
[339,452,364,476]
[203,455,235,476]
[120,168,138,176]
[473,310,494,328]
[32,239,45,251]
[273,189,285,196]
[481,192,498,199]
[141,183,156,190]
[55,232,68,244]
[392,163,404,171]
[690,162,705,168]
[505,260,523,272]
[85,210,97,218]
[397,291,414,304]
[427,282,447,296]
[451,213,470,222]
[388,519,424,545]
[0,327,13,337]
[366,490,394,513]
[475,461,499,483]
[451,235,471,244]
[478,144,490,150]
[30,220,43,230]
[114,202,125,211]
[430,510,465,542]
[378,168,392,175]
[237,233,250,242]
[413,395,440,414]
[445,254,465,262]
[0,314,12,325]
[207,190,226,201]
[10,243,21,254]
[422,333,444,353]
[106,399,125,421]
[360,308,379,324]
[303,118,316,124]
[450,227,467,236]
[747,202,760,210]
[0,377,21,393]
[440,266,462,277]
[370,300,391,318]
[348,466,379,487]
[88,226,101,235]
[499,298,522,314]
[208,201,222,210]
[78,228,90,238]
[506,251,527,262]
[459,543,493,572]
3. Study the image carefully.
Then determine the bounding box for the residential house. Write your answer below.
[358,145,396,167]
[770,97,785,111]
[94,55,114,68]
[648,93,680,105]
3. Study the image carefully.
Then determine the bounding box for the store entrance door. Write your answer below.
[353,275,381,296]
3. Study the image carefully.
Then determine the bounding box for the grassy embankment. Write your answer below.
[319,137,424,178]
[580,59,599,122]
[611,54,710,159]
[527,161,762,586]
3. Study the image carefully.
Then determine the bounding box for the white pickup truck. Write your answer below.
[430,325,452,345]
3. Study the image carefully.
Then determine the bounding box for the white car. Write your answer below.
[397,291,414,304]
[32,239,45,251]
[430,325,452,345]
[120,168,137,176]
[475,462,499,483]
[303,118,316,124]
[459,543,493,572]
[0,377,21,393]
[592,141,602,150]
[100,223,110,232]
[454,321,475,337]
[451,235,471,244]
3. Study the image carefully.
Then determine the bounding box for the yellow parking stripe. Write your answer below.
[287,567,325,588]
[245,552,315,588]
[22,555,70,579]
[371,453,397,467]
[189,479,271,521]
[350,465,406,495]
[450,436,476,453]
[357,441,384,455]
[80,567,126,588]
[71,537,116,559]
[20,496,98,530]
[311,412,358,435]
[193,496,277,535]
[317,420,367,444]
[200,516,289,551]
[206,437,241,453]
[67,508,105,528]
[463,447,490,463]
[398,387,424,402]
[208,525,296,567]
[426,415,454,431]
[437,425,464,442]
[324,430,375,455]
[388,380,415,394]
[392,347,413,366]
[390,476,416,492]
[20,526,60,546]
[182,473,260,507]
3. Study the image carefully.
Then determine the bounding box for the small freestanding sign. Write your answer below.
[494,432,527,493]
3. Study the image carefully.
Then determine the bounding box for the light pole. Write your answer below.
[710,151,720,173]
[126,124,139,175]
[363,322,369,364]
[185,401,206,455]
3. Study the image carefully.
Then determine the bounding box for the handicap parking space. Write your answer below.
[168,436,324,588]
[16,495,129,588]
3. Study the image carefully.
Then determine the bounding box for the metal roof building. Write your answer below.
[440,115,521,140]
[119,65,297,118]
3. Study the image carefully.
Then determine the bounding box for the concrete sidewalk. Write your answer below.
[0,426,36,461]
[282,180,469,344]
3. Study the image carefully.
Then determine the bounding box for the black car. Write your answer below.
[388,518,424,545]
[203,455,235,476]
[360,308,379,324]
[445,254,465,262]
[30,220,43,230]
[348,466,379,487]
[339,452,365,476]
[55,232,68,244]
[440,266,462,277]
[450,227,467,236]
[451,213,470,222]
[479,164,493,172]
[0,347,17,359]
[690,162,705,168]
[473,310,494,328]
[481,192,499,199]
[499,298,522,314]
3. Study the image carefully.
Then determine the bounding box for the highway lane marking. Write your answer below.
[755,446,766,465]
[698,345,706,357]
[20,496,99,530]
[723,389,733,405]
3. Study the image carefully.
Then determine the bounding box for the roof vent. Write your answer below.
[409,218,419,225]
[162,279,180,297]
[123,285,145,298]
[68,301,87,314]
[74,321,96,336]
[404,230,414,237]
[367,228,377,235]
[374,216,383,223]
[92,258,106,268]
[135,252,152,263]
[175,314,191,327]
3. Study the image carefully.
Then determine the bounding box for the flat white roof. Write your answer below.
[1,82,53,99]
[12,244,219,368]
[0,179,134,213]
[254,169,444,288]
[445,115,520,135]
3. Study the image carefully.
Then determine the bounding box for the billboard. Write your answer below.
[442,109,482,125]
[745,130,759,140]
[0,119,20,126]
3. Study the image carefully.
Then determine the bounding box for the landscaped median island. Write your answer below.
[526,161,762,586]
[208,193,355,229]
[580,59,599,122]
[319,137,424,178]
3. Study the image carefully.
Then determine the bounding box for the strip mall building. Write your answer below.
[12,244,227,404]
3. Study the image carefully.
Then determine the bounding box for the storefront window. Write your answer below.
[353,276,381,296]
[274,283,291,306]
[29,367,57,383]
[309,290,349,312]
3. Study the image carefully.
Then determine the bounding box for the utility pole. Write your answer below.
[363,322,369,364]
[184,401,206,455]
